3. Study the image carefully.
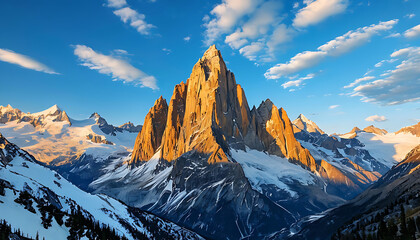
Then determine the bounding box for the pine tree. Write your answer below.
[407,217,416,239]
[400,205,408,237]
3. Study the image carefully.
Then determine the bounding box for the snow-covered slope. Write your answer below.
[0,133,202,240]
[342,131,420,168]
[0,105,139,165]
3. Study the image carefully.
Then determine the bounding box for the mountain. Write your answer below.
[290,144,420,240]
[0,105,140,166]
[86,45,375,239]
[292,115,388,199]
[292,114,325,135]
[363,125,388,135]
[396,121,420,137]
[338,126,420,168]
[0,133,202,239]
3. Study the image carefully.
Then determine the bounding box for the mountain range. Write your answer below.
[1,46,420,239]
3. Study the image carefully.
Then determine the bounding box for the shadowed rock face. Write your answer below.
[130,45,318,170]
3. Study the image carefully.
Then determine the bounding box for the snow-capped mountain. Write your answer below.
[338,124,420,168]
[291,144,420,240]
[292,115,390,197]
[0,104,140,166]
[0,133,202,239]
[292,114,325,135]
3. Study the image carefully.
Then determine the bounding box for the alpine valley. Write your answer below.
[1,46,420,240]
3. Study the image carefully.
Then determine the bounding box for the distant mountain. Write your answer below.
[292,115,388,199]
[338,125,420,168]
[292,114,325,135]
[363,125,388,135]
[0,104,71,127]
[0,133,202,240]
[0,105,141,166]
[291,144,420,240]
[396,121,420,137]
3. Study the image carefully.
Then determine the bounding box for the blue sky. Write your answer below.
[0,0,419,134]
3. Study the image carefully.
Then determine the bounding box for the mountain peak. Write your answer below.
[131,47,318,171]
[202,44,220,60]
[292,114,325,135]
[31,104,61,117]
[363,125,388,135]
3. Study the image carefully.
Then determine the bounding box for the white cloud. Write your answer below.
[162,48,171,54]
[365,115,387,122]
[107,0,127,8]
[344,76,375,88]
[0,48,58,74]
[406,13,415,19]
[239,42,264,61]
[386,32,401,38]
[265,20,398,79]
[113,7,155,35]
[293,0,348,28]
[183,36,191,42]
[281,73,314,89]
[73,45,158,90]
[224,1,281,49]
[351,47,420,105]
[329,105,340,109]
[203,0,261,45]
[404,24,420,38]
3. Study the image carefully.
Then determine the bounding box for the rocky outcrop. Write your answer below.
[130,97,168,165]
[396,122,420,137]
[253,100,317,171]
[118,122,142,133]
[0,104,23,123]
[363,125,387,135]
[86,134,113,145]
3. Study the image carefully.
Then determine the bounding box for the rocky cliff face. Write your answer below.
[130,97,168,165]
[131,45,318,171]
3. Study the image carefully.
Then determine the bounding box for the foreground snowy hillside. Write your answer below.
[0,133,202,239]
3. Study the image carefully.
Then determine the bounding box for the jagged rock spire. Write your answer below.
[130,45,318,171]
[130,96,168,165]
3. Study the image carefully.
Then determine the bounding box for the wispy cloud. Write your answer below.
[113,7,155,35]
[406,13,415,19]
[106,0,127,8]
[265,20,398,79]
[404,24,420,38]
[106,0,155,36]
[350,47,420,105]
[344,76,375,88]
[365,115,387,122]
[73,45,158,90]
[0,48,58,74]
[183,36,191,42]
[293,0,348,28]
[281,73,315,89]
[329,105,340,109]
